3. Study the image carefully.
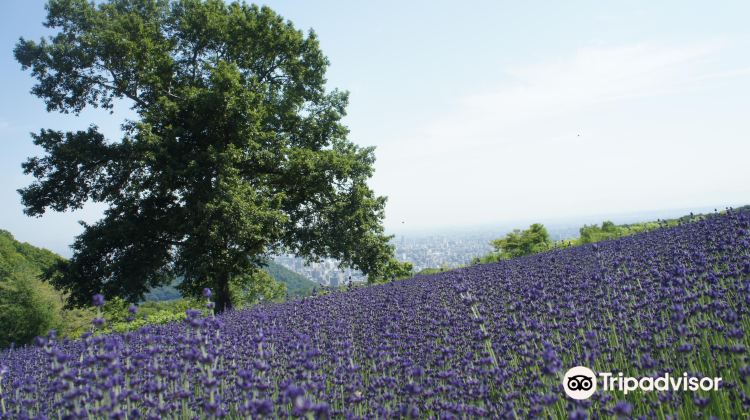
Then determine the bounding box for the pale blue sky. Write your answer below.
[2,1,750,255]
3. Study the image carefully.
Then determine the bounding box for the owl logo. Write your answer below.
[563,366,597,399]
[567,374,594,391]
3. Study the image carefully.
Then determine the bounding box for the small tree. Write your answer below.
[476,223,551,263]
[579,220,622,244]
[15,0,410,312]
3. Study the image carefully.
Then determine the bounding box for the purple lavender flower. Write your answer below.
[614,401,633,417]
[92,294,105,307]
[569,408,588,420]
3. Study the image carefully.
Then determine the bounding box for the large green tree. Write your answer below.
[15,0,410,312]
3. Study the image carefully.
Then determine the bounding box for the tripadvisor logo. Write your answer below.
[563,366,597,400]
[562,366,722,400]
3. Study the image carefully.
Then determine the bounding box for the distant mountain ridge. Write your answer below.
[145,261,317,301]
[263,261,318,297]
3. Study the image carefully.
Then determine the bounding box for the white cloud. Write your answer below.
[373,42,750,230]
[424,42,724,146]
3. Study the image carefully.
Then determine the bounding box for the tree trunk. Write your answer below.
[215,272,233,314]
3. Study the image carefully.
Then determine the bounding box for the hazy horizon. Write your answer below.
[2,0,749,255]
[372,202,748,236]
[10,202,746,258]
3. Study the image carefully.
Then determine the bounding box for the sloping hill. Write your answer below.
[4,209,749,418]
[263,261,317,297]
[0,230,62,275]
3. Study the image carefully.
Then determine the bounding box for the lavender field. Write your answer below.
[2,209,750,418]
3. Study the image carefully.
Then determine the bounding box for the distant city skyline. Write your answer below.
[2,1,749,255]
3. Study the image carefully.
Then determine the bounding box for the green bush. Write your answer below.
[102,299,199,334]
[0,230,66,348]
[473,223,552,264]
[0,268,57,348]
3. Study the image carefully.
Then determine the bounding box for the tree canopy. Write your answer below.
[491,223,551,259]
[15,0,410,312]
[473,223,552,264]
